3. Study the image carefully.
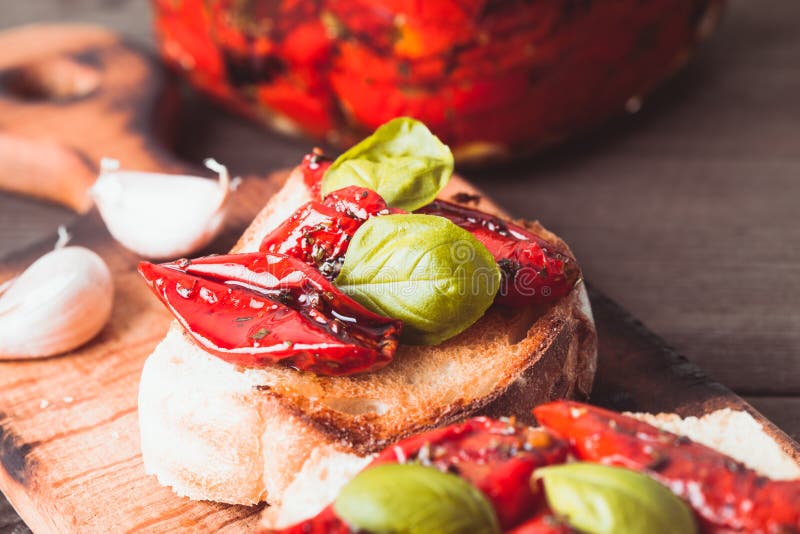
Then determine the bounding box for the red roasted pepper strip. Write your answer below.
[139,252,401,376]
[299,150,331,196]
[533,401,800,534]
[321,185,390,219]
[417,200,580,306]
[272,417,570,533]
[259,186,389,279]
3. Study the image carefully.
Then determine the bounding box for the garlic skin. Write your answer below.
[91,158,235,259]
[0,246,113,359]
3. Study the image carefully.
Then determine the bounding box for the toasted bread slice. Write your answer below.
[137,167,598,525]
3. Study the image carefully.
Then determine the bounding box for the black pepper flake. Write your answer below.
[446,464,461,476]
[646,455,671,472]
[724,458,745,473]
[498,258,521,278]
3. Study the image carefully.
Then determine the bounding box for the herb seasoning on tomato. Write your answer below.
[259,186,389,279]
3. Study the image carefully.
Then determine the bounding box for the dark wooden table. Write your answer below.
[1,0,799,531]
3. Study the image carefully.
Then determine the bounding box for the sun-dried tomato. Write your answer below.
[139,252,401,375]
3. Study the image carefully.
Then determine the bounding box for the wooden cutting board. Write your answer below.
[0,24,797,534]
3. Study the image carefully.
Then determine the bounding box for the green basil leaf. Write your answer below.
[535,463,698,534]
[335,214,500,345]
[334,463,500,534]
[321,117,454,211]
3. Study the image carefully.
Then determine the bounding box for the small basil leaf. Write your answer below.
[321,117,454,211]
[535,463,698,534]
[335,214,500,345]
[334,463,500,534]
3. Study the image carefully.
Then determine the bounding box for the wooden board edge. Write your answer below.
[0,469,62,534]
[587,285,800,465]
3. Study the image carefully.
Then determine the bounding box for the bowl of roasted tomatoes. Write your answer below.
[152,0,723,163]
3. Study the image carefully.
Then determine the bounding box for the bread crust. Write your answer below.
[138,167,598,518]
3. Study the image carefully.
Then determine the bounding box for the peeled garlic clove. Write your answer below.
[90,158,234,259]
[0,246,113,359]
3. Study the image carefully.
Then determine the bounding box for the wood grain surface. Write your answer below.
[0,0,799,531]
[0,179,283,534]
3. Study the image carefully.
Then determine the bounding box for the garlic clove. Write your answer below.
[0,244,113,359]
[90,158,235,259]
